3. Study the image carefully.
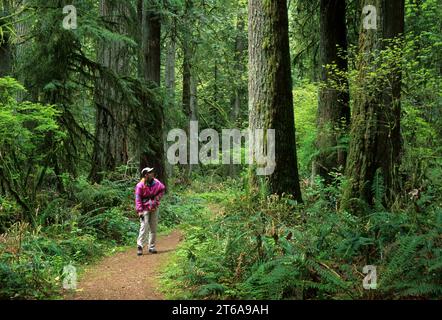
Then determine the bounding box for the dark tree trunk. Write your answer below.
[231,12,246,124]
[213,61,218,107]
[181,57,197,178]
[165,28,176,105]
[138,0,166,185]
[343,0,405,211]
[0,1,12,77]
[181,28,191,175]
[181,0,198,179]
[90,0,130,183]
[248,0,302,202]
[13,0,29,102]
[182,31,192,123]
[181,44,191,180]
[229,10,246,177]
[164,16,177,179]
[314,0,350,182]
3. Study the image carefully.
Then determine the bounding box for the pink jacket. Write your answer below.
[134,178,166,213]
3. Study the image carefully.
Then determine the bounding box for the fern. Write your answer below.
[304,258,350,292]
[161,178,442,300]
[372,168,386,211]
[400,283,442,298]
[240,256,305,299]
[196,283,227,298]
[379,232,442,298]
[381,236,423,286]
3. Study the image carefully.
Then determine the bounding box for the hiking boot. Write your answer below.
[149,248,157,254]
[137,246,143,256]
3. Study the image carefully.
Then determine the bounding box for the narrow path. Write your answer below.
[64,230,182,300]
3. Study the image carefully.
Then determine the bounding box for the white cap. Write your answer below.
[141,167,154,175]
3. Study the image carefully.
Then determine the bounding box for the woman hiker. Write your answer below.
[134,167,166,255]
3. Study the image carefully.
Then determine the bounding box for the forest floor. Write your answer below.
[64,229,183,300]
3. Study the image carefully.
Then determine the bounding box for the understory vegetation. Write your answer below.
[0,177,134,299]
[161,174,441,300]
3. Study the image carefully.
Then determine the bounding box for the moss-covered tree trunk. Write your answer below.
[138,0,166,185]
[164,14,176,180]
[90,0,130,183]
[248,0,302,201]
[315,0,350,182]
[181,0,198,180]
[0,1,12,77]
[343,0,404,211]
[165,19,176,105]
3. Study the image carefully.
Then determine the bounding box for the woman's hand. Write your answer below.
[146,199,158,212]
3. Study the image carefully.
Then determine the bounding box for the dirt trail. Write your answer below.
[64,230,182,300]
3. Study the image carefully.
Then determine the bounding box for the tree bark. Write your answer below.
[13,0,29,102]
[165,30,176,104]
[229,9,246,177]
[164,16,177,179]
[314,0,350,182]
[182,7,192,122]
[343,0,404,211]
[190,75,198,121]
[181,0,198,179]
[248,0,302,201]
[90,0,130,183]
[138,0,166,185]
[181,41,191,179]
[0,0,12,77]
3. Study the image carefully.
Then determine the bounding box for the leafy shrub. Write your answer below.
[0,220,104,299]
[0,175,141,299]
[78,207,137,244]
[72,177,131,214]
[162,178,442,300]
[0,197,21,233]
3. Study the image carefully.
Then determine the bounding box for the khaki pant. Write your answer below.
[137,208,158,249]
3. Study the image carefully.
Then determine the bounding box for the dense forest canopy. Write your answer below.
[0,0,441,300]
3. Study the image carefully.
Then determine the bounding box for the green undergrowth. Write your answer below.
[0,176,183,299]
[160,176,442,300]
